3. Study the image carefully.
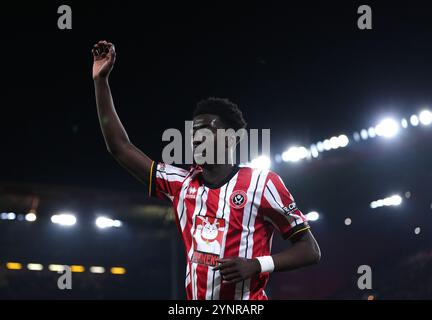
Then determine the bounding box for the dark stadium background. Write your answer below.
[0,1,431,299]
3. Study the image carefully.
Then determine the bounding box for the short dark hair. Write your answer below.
[193,97,247,131]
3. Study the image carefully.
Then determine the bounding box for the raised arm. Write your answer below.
[92,40,153,184]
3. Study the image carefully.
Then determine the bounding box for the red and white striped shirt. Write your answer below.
[149,162,310,300]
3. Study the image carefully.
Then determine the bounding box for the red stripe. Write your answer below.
[219,167,253,299]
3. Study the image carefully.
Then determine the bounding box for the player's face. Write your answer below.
[192,114,227,165]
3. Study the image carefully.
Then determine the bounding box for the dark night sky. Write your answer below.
[1,1,432,192]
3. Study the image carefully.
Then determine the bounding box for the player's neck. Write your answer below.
[201,164,237,188]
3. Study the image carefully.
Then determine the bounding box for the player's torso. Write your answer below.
[171,167,272,300]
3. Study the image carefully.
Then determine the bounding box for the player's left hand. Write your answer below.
[214,257,261,284]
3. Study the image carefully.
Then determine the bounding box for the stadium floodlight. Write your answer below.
[316,141,324,152]
[323,139,332,151]
[110,267,127,275]
[353,132,360,142]
[367,127,376,138]
[51,213,77,226]
[306,211,320,221]
[370,194,402,209]
[360,129,368,140]
[282,146,308,162]
[249,155,271,170]
[329,136,339,149]
[95,216,122,229]
[410,114,419,126]
[344,218,352,226]
[48,264,66,272]
[419,110,432,126]
[6,212,16,220]
[401,118,408,128]
[375,118,399,138]
[90,266,105,274]
[6,262,22,270]
[27,263,43,271]
[338,134,349,148]
[389,194,402,206]
[25,212,37,222]
[71,265,85,273]
[310,145,319,158]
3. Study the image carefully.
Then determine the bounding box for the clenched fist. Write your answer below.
[92,40,116,80]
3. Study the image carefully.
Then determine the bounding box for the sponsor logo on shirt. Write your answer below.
[192,216,225,267]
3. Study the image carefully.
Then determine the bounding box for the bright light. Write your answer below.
[112,220,122,227]
[27,263,43,271]
[71,265,85,273]
[410,114,419,126]
[7,212,16,220]
[329,136,339,149]
[90,266,105,274]
[310,145,319,158]
[6,262,22,270]
[96,216,122,229]
[323,139,331,151]
[48,264,66,272]
[401,118,408,128]
[419,110,432,125]
[368,127,376,138]
[370,194,402,209]
[306,211,320,221]
[51,213,76,226]
[338,134,349,147]
[344,218,352,226]
[110,267,126,275]
[360,129,368,140]
[375,118,399,138]
[0,212,7,220]
[25,213,37,222]
[316,141,324,152]
[390,194,402,206]
[353,132,360,142]
[249,155,271,170]
[414,227,421,235]
[282,146,308,162]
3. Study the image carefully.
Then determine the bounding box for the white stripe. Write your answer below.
[205,177,238,300]
[235,169,269,300]
[185,247,193,288]
[176,177,192,232]
[156,170,186,183]
[265,180,303,227]
[189,186,209,300]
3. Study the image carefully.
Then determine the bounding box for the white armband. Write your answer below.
[256,256,275,273]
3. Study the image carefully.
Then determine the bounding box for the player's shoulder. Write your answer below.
[238,165,281,182]
[157,162,191,177]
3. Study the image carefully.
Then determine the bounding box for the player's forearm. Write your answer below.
[94,77,131,154]
[271,231,321,272]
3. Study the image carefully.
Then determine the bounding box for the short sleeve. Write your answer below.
[149,161,190,202]
[260,171,310,240]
